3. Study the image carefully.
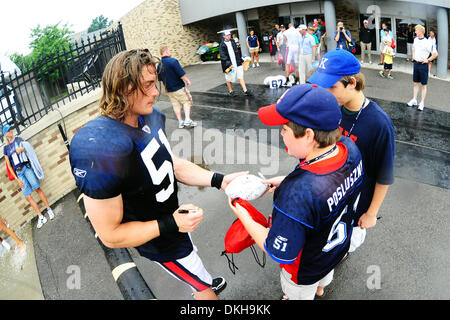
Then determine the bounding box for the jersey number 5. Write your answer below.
[140,129,175,202]
[322,192,361,252]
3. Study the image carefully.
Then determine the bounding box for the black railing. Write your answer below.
[0,22,126,141]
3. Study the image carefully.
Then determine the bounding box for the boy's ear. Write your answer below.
[304,128,316,142]
[347,76,358,89]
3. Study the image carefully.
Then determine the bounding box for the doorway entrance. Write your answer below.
[395,17,427,56]
[292,15,306,27]
[360,14,427,58]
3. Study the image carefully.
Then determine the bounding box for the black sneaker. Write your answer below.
[243,90,252,96]
[229,91,235,96]
[211,277,227,295]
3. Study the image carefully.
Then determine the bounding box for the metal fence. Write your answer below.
[0,22,126,141]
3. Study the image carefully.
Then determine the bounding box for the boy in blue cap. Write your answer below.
[307,49,395,253]
[3,125,54,229]
[229,84,364,300]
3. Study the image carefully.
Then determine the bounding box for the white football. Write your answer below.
[225,174,268,201]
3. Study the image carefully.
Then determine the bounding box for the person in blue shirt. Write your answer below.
[3,125,55,230]
[69,49,246,300]
[246,30,260,68]
[229,84,364,300]
[334,22,353,51]
[298,25,317,84]
[157,46,196,129]
[308,49,395,254]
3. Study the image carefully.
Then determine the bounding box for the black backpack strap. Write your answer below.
[221,251,239,275]
[250,245,266,268]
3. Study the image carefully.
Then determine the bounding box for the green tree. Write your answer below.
[29,22,73,62]
[87,15,113,33]
[29,22,74,81]
[8,53,33,72]
[9,22,73,73]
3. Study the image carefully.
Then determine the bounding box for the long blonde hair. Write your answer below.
[99,49,160,122]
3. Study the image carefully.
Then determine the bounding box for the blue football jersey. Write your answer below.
[264,137,364,285]
[69,108,193,262]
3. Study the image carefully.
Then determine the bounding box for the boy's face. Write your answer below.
[4,129,14,143]
[280,124,313,159]
[327,79,353,107]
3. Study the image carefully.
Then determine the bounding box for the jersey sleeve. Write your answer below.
[69,124,131,200]
[264,210,306,264]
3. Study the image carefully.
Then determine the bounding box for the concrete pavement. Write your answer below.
[0,223,44,300]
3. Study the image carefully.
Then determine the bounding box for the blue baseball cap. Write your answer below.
[258,84,341,131]
[2,124,12,135]
[307,49,361,88]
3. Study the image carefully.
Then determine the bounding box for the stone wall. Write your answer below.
[118,0,221,67]
[258,5,279,35]
[335,0,361,42]
[0,90,101,235]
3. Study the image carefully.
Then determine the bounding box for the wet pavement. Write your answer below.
[0,224,44,300]
[2,60,449,300]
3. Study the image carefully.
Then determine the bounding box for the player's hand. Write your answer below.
[358,211,377,229]
[221,171,250,191]
[261,175,286,194]
[185,79,191,87]
[173,204,204,233]
[17,179,25,189]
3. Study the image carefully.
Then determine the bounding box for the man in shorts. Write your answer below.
[3,125,54,229]
[69,49,247,300]
[157,46,197,129]
[407,24,438,111]
[229,84,364,300]
[219,31,252,96]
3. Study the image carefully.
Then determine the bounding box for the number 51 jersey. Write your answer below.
[264,137,364,285]
[69,108,193,262]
